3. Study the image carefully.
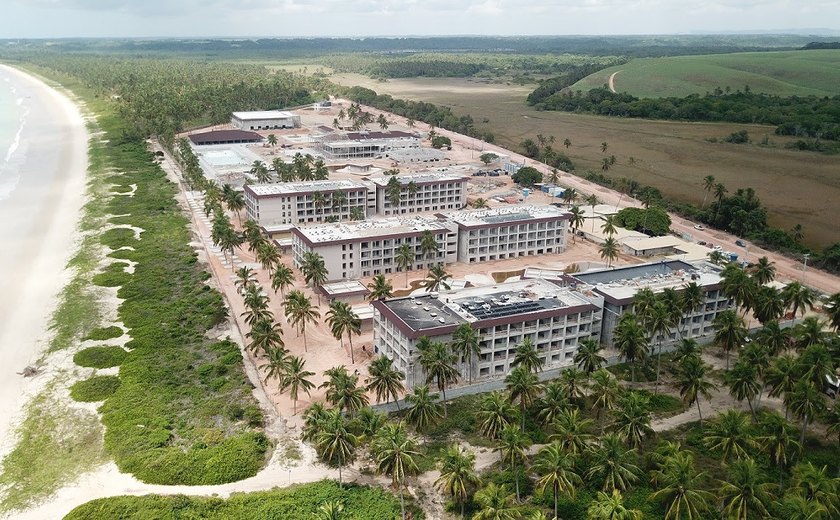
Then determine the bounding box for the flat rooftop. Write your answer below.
[295,215,450,244]
[232,110,295,120]
[245,179,369,197]
[368,173,468,187]
[572,260,723,303]
[321,280,369,297]
[442,205,569,227]
[379,278,599,335]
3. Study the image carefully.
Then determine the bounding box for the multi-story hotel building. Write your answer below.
[570,260,732,346]
[372,278,604,387]
[243,180,375,227]
[317,131,420,159]
[369,173,469,216]
[439,205,570,264]
[291,216,459,281]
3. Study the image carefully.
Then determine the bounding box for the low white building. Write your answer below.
[231,110,301,130]
[243,180,375,227]
[369,173,469,216]
[291,216,459,281]
[318,131,420,159]
[372,278,604,387]
[440,205,570,263]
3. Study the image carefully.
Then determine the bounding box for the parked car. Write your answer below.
[694,224,705,230]
[697,241,707,246]
[735,239,746,247]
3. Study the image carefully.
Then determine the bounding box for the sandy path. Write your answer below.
[608,71,621,93]
[0,66,88,449]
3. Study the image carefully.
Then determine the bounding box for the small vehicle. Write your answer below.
[735,239,746,247]
[697,241,707,246]
[694,224,705,230]
[713,245,722,251]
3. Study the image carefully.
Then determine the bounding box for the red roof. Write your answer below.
[189,130,263,145]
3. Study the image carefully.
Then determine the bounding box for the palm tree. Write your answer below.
[613,313,649,384]
[313,191,327,220]
[395,243,415,286]
[302,402,329,443]
[586,433,641,492]
[703,410,757,462]
[789,462,840,517]
[753,285,785,325]
[505,366,541,430]
[559,367,587,404]
[284,290,320,352]
[300,251,328,294]
[266,133,277,148]
[722,264,757,318]
[511,337,543,374]
[326,300,361,363]
[599,237,619,267]
[727,360,762,420]
[496,424,529,502]
[472,483,521,520]
[672,338,702,365]
[794,317,828,351]
[601,141,609,153]
[750,256,776,285]
[712,182,728,220]
[787,380,826,446]
[569,206,584,244]
[314,501,344,520]
[471,197,489,209]
[451,323,481,383]
[766,354,799,420]
[632,288,657,323]
[279,355,314,415]
[256,241,280,275]
[601,215,617,236]
[366,355,405,408]
[676,354,717,427]
[649,451,713,520]
[234,266,258,294]
[701,175,715,208]
[712,310,747,369]
[563,138,572,149]
[331,190,348,218]
[270,264,294,299]
[404,384,443,440]
[321,366,369,417]
[259,345,289,386]
[646,300,676,394]
[611,391,654,450]
[782,282,816,321]
[562,187,578,207]
[419,341,460,413]
[590,369,621,433]
[758,412,800,473]
[420,230,439,264]
[550,408,594,455]
[718,458,775,520]
[574,338,606,379]
[680,282,705,334]
[246,318,284,356]
[756,319,792,357]
[478,391,518,440]
[534,442,582,520]
[316,409,358,486]
[825,292,840,331]
[436,445,482,518]
[242,219,264,253]
[366,274,393,301]
[588,490,643,520]
[372,421,420,520]
[536,381,568,426]
[424,263,452,292]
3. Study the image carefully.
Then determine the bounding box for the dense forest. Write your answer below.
[529,87,840,141]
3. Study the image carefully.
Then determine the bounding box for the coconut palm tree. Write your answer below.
[419,341,460,413]
[756,320,792,357]
[766,354,799,420]
[649,451,713,520]
[284,290,320,352]
[420,230,439,264]
[704,410,758,462]
[782,281,815,321]
[321,366,369,417]
[753,285,785,325]
[505,366,541,430]
[586,433,641,493]
[680,282,705,333]
[451,323,481,383]
[787,379,826,446]
[511,337,543,374]
[478,391,518,440]
[590,369,621,433]
[270,264,294,299]
[633,288,657,322]
[825,292,840,331]
[314,500,343,520]
[611,391,654,450]
[718,458,775,520]
[316,409,358,487]
[758,412,800,474]
[366,274,393,301]
[569,206,584,244]
[601,215,618,236]
[559,367,588,404]
[613,313,650,384]
[300,251,328,294]
[676,354,717,427]
[242,219,264,253]
[672,338,702,365]
[496,424,530,502]
[246,318,284,356]
[722,264,757,318]
[472,483,521,520]
[404,384,443,440]
[435,444,482,518]
[256,241,280,275]
[395,243,415,286]
[366,355,405,408]
[241,283,274,327]
[599,237,620,268]
[424,263,452,292]
[372,421,420,520]
[302,402,328,443]
[749,256,776,285]
[574,338,606,378]
[259,345,289,385]
[471,197,489,209]
[326,300,361,363]
[279,355,315,415]
[646,299,677,394]
[536,381,568,427]
[534,442,582,520]
[712,310,747,369]
[793,317,828,351]
[550,408,594,455]
[701,175,715,208]
[727,360,762,421]
[789,462,840,517]
[234,266,258,294]
[588,490,643,520]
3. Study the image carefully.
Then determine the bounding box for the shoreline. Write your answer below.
[0,65,89,450]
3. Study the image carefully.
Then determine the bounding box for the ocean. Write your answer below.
[0,73,27,203]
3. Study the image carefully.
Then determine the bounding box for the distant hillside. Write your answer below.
[803,41,840,49]
[571,49,840,98]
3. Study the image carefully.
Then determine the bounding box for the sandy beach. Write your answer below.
[0,65,88,450]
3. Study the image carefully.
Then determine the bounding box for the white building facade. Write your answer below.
[243,180,375,227]
[370,173,469,217]
[318,131,420,159]
[231,110,301,130]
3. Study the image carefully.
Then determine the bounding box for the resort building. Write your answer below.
[291,216,458,281]
[372,278,604,388]
[231,110,301,130]
[439,205,570,263]
[569,260,732,346]
[243,180,375,227]
[189,130,263,146]
[368,173,469,216]
[317,130,420,159]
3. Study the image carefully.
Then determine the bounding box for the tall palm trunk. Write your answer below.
[655,339,664,395]
[554,482,559,520]
[696,398,704,427]
[399,486,406,520]
[347,331,355,364]
[799,415,809,446]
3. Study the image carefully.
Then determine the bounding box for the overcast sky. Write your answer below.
[2,1,838,38]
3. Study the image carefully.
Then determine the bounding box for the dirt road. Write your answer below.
[608,71,620,93]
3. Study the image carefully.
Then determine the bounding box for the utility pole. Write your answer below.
[801,253,810,284]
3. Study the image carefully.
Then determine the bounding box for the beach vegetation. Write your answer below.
[83,325,124,341]
[70,375,121,402]
[73,346,127,368]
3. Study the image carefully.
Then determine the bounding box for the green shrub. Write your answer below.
[70,376,121,402]
[83,326,124,341]
[99,227,137,249]
[73,346,127,369]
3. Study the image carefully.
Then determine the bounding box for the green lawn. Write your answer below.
[573,49,840,98]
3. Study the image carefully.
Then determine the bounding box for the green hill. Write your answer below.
[572,49,840,98]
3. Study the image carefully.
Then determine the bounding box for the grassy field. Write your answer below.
[324,72,840,248]
[572,49,840,97]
